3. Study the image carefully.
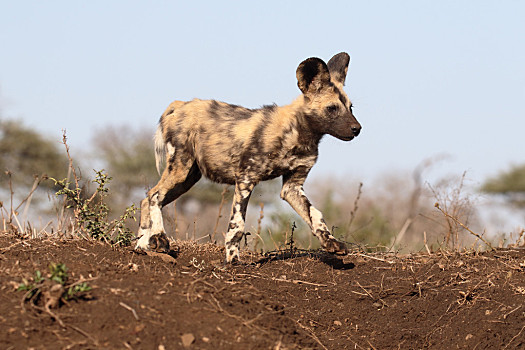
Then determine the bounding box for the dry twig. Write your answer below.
[294,320,328,350]
[345,182,362,232]
[119,302,139,320]
[504,325,525,349]
[434,203,494,250]
[212,186,230,242]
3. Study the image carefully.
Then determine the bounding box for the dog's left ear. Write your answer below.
[296,57,331,95]
[327,52,350,85]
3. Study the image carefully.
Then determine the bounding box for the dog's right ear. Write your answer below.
[296,57,331,95]
[327,52,350,85]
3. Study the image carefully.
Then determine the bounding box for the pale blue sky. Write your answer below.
[1,1,524,186]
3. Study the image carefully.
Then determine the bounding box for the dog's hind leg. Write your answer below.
[136,159,201,252]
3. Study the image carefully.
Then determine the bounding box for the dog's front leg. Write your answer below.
[225,180,255,263]
[280,169,348,255]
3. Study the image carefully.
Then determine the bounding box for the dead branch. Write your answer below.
[208,293,266,333]
[253,202,265,252]
[17,175,44,218]
[504,325,525,349]
[293,319,329,350]
[355,281,374,300]
[119,302,139,320]
[423,231,431,254]
[61,130,80,191]
[390,157,445,250]
[235,273,329,287]
[355,253,395,264]
[0,240,23,253]
[345,182,363,232]
[434,203,494,250]
[212,186,229,242]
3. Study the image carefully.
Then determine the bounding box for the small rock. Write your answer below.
[181,333,195,348]
[334,320,342,326]
[134,324,145,333]
[202,337,210,343]
[465,334,473,340]
[146,250,177,264]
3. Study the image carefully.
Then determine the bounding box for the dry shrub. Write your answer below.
[307,169,483,252]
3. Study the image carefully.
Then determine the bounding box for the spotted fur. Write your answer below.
[135,52,362,262]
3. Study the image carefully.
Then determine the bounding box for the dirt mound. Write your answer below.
[1,233,524,349]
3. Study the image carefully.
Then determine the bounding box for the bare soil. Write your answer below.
[1,232,524,349]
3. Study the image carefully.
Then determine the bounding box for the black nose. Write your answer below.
[351,126,361,136]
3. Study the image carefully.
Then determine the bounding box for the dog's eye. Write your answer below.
[326,105,338,114]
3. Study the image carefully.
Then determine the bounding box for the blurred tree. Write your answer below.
[481,165,525,207]
[0,119,67,190]
[91,125,158,202]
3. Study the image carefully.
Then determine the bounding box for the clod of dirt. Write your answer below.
[181,333,195,348]
[127,263,139,272]
[145,250,177,264]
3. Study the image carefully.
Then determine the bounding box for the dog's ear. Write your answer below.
[327,52,350,85]
[296,57,331,95]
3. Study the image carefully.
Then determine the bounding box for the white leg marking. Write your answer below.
[135,228,152,249]
[309,206,326,232]
[150,193,165,234]
[309,206,337,242]
[136,193,165,250]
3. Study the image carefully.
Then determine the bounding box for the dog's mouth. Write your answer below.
[338,135,355,141]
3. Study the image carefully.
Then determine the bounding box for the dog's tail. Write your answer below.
[154,100,186,175]
[154,125,166,175]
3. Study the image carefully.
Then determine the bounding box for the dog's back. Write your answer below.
[155,98,313,184]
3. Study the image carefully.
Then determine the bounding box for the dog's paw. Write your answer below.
[147,233,170,253]
[225,245,240,264]
[323,238,348,255]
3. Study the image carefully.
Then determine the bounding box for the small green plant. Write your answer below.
[66,282,92,299]
[50,170,136,246]
[17,269,45,300]
[49,262,68,284]
[17,262,92,306]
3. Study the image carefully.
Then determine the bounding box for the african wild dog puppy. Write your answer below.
[135,52,362,263]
